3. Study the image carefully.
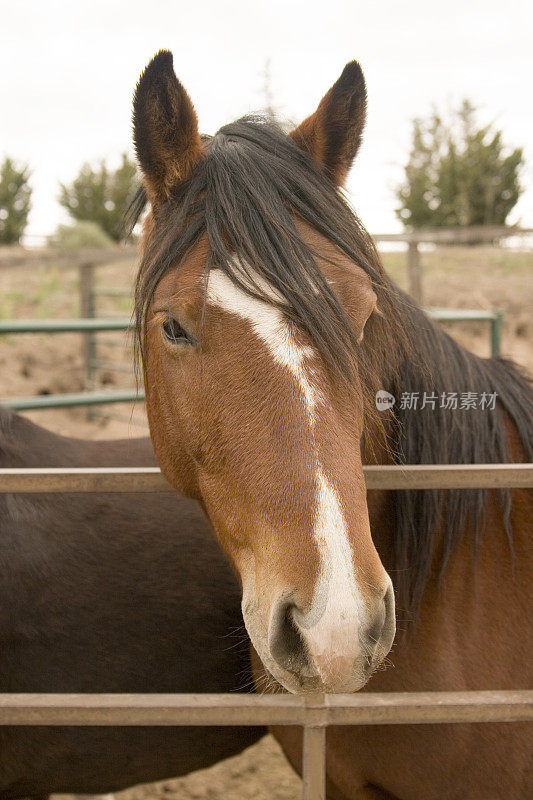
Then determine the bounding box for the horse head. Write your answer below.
[132,51,395,694]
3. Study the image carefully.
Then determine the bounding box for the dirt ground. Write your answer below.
[58,736,302,800]
[0,244,532,799]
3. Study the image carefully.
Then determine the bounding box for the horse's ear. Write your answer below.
[289,61,367,186]
[133,50,202,207]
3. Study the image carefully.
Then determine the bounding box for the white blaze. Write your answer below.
[297,466,361,684]
[207,269,321,420]
[208,268,362,682]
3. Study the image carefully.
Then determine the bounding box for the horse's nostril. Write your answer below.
[268,600,309,675]
[364,584,396,652]
[366,608,386,646]
[383,583,395,624]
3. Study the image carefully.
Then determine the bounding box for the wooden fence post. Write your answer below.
[491,311,503,357]
[79,262,96,418]
[407,240,422,304]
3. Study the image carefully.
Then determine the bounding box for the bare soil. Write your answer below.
[0,245,531,799]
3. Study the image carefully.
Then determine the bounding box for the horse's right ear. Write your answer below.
[133,50,202,208]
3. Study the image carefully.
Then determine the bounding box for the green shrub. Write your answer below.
[49,220,114,250]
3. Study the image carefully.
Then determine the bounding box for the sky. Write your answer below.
[1,0,532,239]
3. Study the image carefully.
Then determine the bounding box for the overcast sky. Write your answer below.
[1,0,532,238]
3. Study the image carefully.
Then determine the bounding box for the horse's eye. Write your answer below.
[162,317,194,345]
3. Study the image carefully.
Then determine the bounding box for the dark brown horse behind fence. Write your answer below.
[0,406,263,798]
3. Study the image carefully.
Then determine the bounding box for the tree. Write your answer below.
[261,58,277,119]
[396,101,524,229]
[59,154,139,241]
[0,157,32,244]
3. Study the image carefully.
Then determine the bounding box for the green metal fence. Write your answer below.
[0,318,130,334]
[426,308,503,358]
[3,389,143,411]
[0,309,504,410]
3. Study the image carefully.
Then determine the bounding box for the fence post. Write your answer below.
[407,240,422,304]
[491,311,503,357]
[79,262,96,418]
[302,724,326,800]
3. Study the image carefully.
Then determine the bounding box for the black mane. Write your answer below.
[134,117,389,382]
[389,298,533,612]
[132,116,533,619]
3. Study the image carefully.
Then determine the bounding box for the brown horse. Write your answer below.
[130,51,533,799]
[0,406,263,798]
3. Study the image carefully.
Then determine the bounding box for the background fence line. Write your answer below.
[0,306,504,411]
[5,225,529,412]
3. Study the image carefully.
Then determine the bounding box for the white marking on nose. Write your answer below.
[297,466,362,683]
[207,266,362,683]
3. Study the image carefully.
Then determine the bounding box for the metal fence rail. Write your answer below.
[1,691,531,800]
[0,318,130,333]
[0,309,502,338]
[3,390,143,411]
[1,464,533,493]
[427,308,503,356]
[1,691,531,726]
[0,464,532,800]
[0,317,137,411]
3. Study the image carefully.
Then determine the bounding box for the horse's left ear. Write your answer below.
[133,50,202,208]
[289,61,367,186]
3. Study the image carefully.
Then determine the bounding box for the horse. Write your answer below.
[129,50,533,799]
[0,406,264,799]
